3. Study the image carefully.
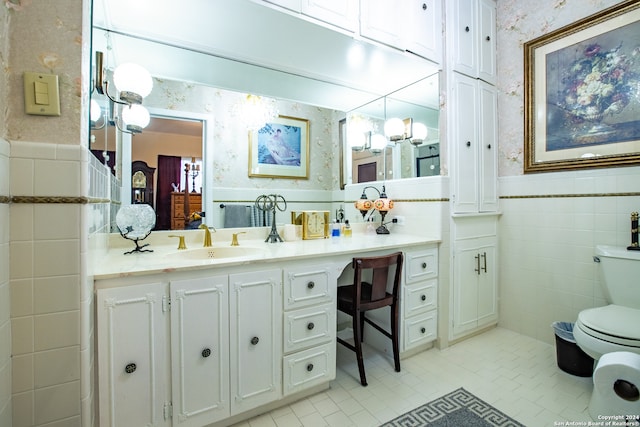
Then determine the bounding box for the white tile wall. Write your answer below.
[0,137,11,425]
[498,166,640,344]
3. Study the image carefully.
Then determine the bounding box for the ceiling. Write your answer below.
[91,0,440,112]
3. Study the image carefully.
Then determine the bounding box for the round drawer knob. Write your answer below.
[420,327,426,334]
[307,281,315,289]
[465,26,470,32]
[421,295,427,301]
[466,141,471,147]
[251,336,259,345]
[307,363,314,372]
[125,363,137,374]
[202,348,211,358]
[307,322,315,330]
[486,35,491,41]
[422,3,427,10]
[421,262,427,269]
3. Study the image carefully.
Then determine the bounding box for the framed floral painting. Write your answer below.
[524,1,640,173]
[248,115,309,179]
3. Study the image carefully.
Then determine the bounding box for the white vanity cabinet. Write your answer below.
[402,248,438,351]
[170,276,230,426]
[357,0,443,63]
[446,0,496,84]
[450,216,498,341]
[449,72,498,214]
[228,269,283,414]
[96,282,171,427]
[282,264,338,395]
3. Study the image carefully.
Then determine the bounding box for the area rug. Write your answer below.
[381,387,525,427]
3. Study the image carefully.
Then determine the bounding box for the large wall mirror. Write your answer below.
[90,0,441,230]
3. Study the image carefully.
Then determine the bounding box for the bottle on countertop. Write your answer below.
[331,220,341,239]
[366,217,376,235]
[342,220,352,237]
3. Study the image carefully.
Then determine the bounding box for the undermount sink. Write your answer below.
[167,246,264,260]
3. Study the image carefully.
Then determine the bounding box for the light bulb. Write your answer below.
[370,133,388,153]
[122,104,150,133]
[90,98,102,122]
[349,130,366,151]
[411,122,428,145]
[113,63,153,104]
[384,117,405,141]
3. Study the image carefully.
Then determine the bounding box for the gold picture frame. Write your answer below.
[524,1,640,173]
[248,115,310,179]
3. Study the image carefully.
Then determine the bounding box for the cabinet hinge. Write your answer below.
[162,295,171,313]
[164,402,173,420]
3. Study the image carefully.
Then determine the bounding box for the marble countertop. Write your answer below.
[93,228,439,280]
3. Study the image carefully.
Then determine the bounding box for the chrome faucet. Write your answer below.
[198,224,216,247]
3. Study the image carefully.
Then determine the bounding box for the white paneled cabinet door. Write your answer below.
[97,282,170,427]
[478,0,497,84]
[229,269,283,414]
[170,276,230,427]
[451,73,479,214]
[405,0,442,63]
[452,238,497,338]
[451,73,497,213]
[360,0,404,49]
[301,0,358,32]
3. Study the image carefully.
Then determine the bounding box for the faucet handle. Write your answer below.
[168,235,187,250]
[231,232,247,246]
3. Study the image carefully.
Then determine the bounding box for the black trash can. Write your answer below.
[552,321,594,377]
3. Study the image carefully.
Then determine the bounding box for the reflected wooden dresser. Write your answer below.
[170,192,202,229]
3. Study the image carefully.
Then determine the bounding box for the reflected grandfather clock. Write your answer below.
[131,160,156,207]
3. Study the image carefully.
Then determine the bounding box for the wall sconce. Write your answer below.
[354,185,394,234]
[410,122,428,146]
[90,98,105,130]
[94,51,152,135]
[384,117,412,142]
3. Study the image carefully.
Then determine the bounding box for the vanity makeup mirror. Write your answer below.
[90,0,441,229]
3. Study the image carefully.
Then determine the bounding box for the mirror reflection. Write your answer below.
[90,0,441,230]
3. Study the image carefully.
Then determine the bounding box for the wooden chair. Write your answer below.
[336,251,403,386]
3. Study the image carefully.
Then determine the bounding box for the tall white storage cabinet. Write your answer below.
[446,0,499,342]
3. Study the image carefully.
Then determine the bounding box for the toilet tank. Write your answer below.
[595,245,640,308]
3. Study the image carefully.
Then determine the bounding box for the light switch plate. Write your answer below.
[23,72,61,116]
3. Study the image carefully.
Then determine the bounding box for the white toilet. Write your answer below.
[573,245,640,418]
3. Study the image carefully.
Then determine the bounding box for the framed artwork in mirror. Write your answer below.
[248,115,309,179]
[524,1,640,173]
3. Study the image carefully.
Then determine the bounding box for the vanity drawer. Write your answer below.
[403,311,437,350]
[284,265,335,310]
[283,303,335,353]
[405,248,438,284]
[403,279,437,317]
[283,342,336,396]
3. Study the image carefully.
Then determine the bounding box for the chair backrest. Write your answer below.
[352,251,403,302]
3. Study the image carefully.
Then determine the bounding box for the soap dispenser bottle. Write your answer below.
[342,220,352,237]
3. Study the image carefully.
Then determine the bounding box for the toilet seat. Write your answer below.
[577,305,640,348]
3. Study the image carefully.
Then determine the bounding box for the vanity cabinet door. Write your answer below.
[405,0,443,63]
[301,0,358,32]
[229,269,283,414]
[170,276,230,427]
[360,0,404,49]
[97,282,170,427]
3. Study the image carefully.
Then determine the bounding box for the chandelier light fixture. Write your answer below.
[233,94,279,130]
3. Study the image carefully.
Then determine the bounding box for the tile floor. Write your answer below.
[232,327,594,427]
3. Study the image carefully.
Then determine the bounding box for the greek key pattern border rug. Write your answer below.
[381,387,525,427]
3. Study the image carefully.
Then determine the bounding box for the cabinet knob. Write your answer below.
[420,327,426,334]
[466,141,471,147]
[422,3,427,11]
[465,26,470,32]
[125,363,137,374]
[307,322,315,330]
[487,144,492,149]
[421,262,427,269]
[251,336,259,345]
[421,294,427,301]
[307,281,315,289]
[201,348,211,358]
[486,35,491,41]
[307,363,314,372]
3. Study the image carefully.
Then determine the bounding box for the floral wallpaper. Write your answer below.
[495,0,620,176]
[143,78,343,191]
[4,0,85,144]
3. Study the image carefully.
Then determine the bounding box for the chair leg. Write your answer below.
[352,310,368,386]
[390,302,400,373]
[359,312,366,342]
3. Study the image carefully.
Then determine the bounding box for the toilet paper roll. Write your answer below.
[592,351,640,416]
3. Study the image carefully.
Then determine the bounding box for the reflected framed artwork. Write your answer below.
[524,1,640,173]
[248,115,310,179]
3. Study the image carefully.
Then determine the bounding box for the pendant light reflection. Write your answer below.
[232,94,279,130]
